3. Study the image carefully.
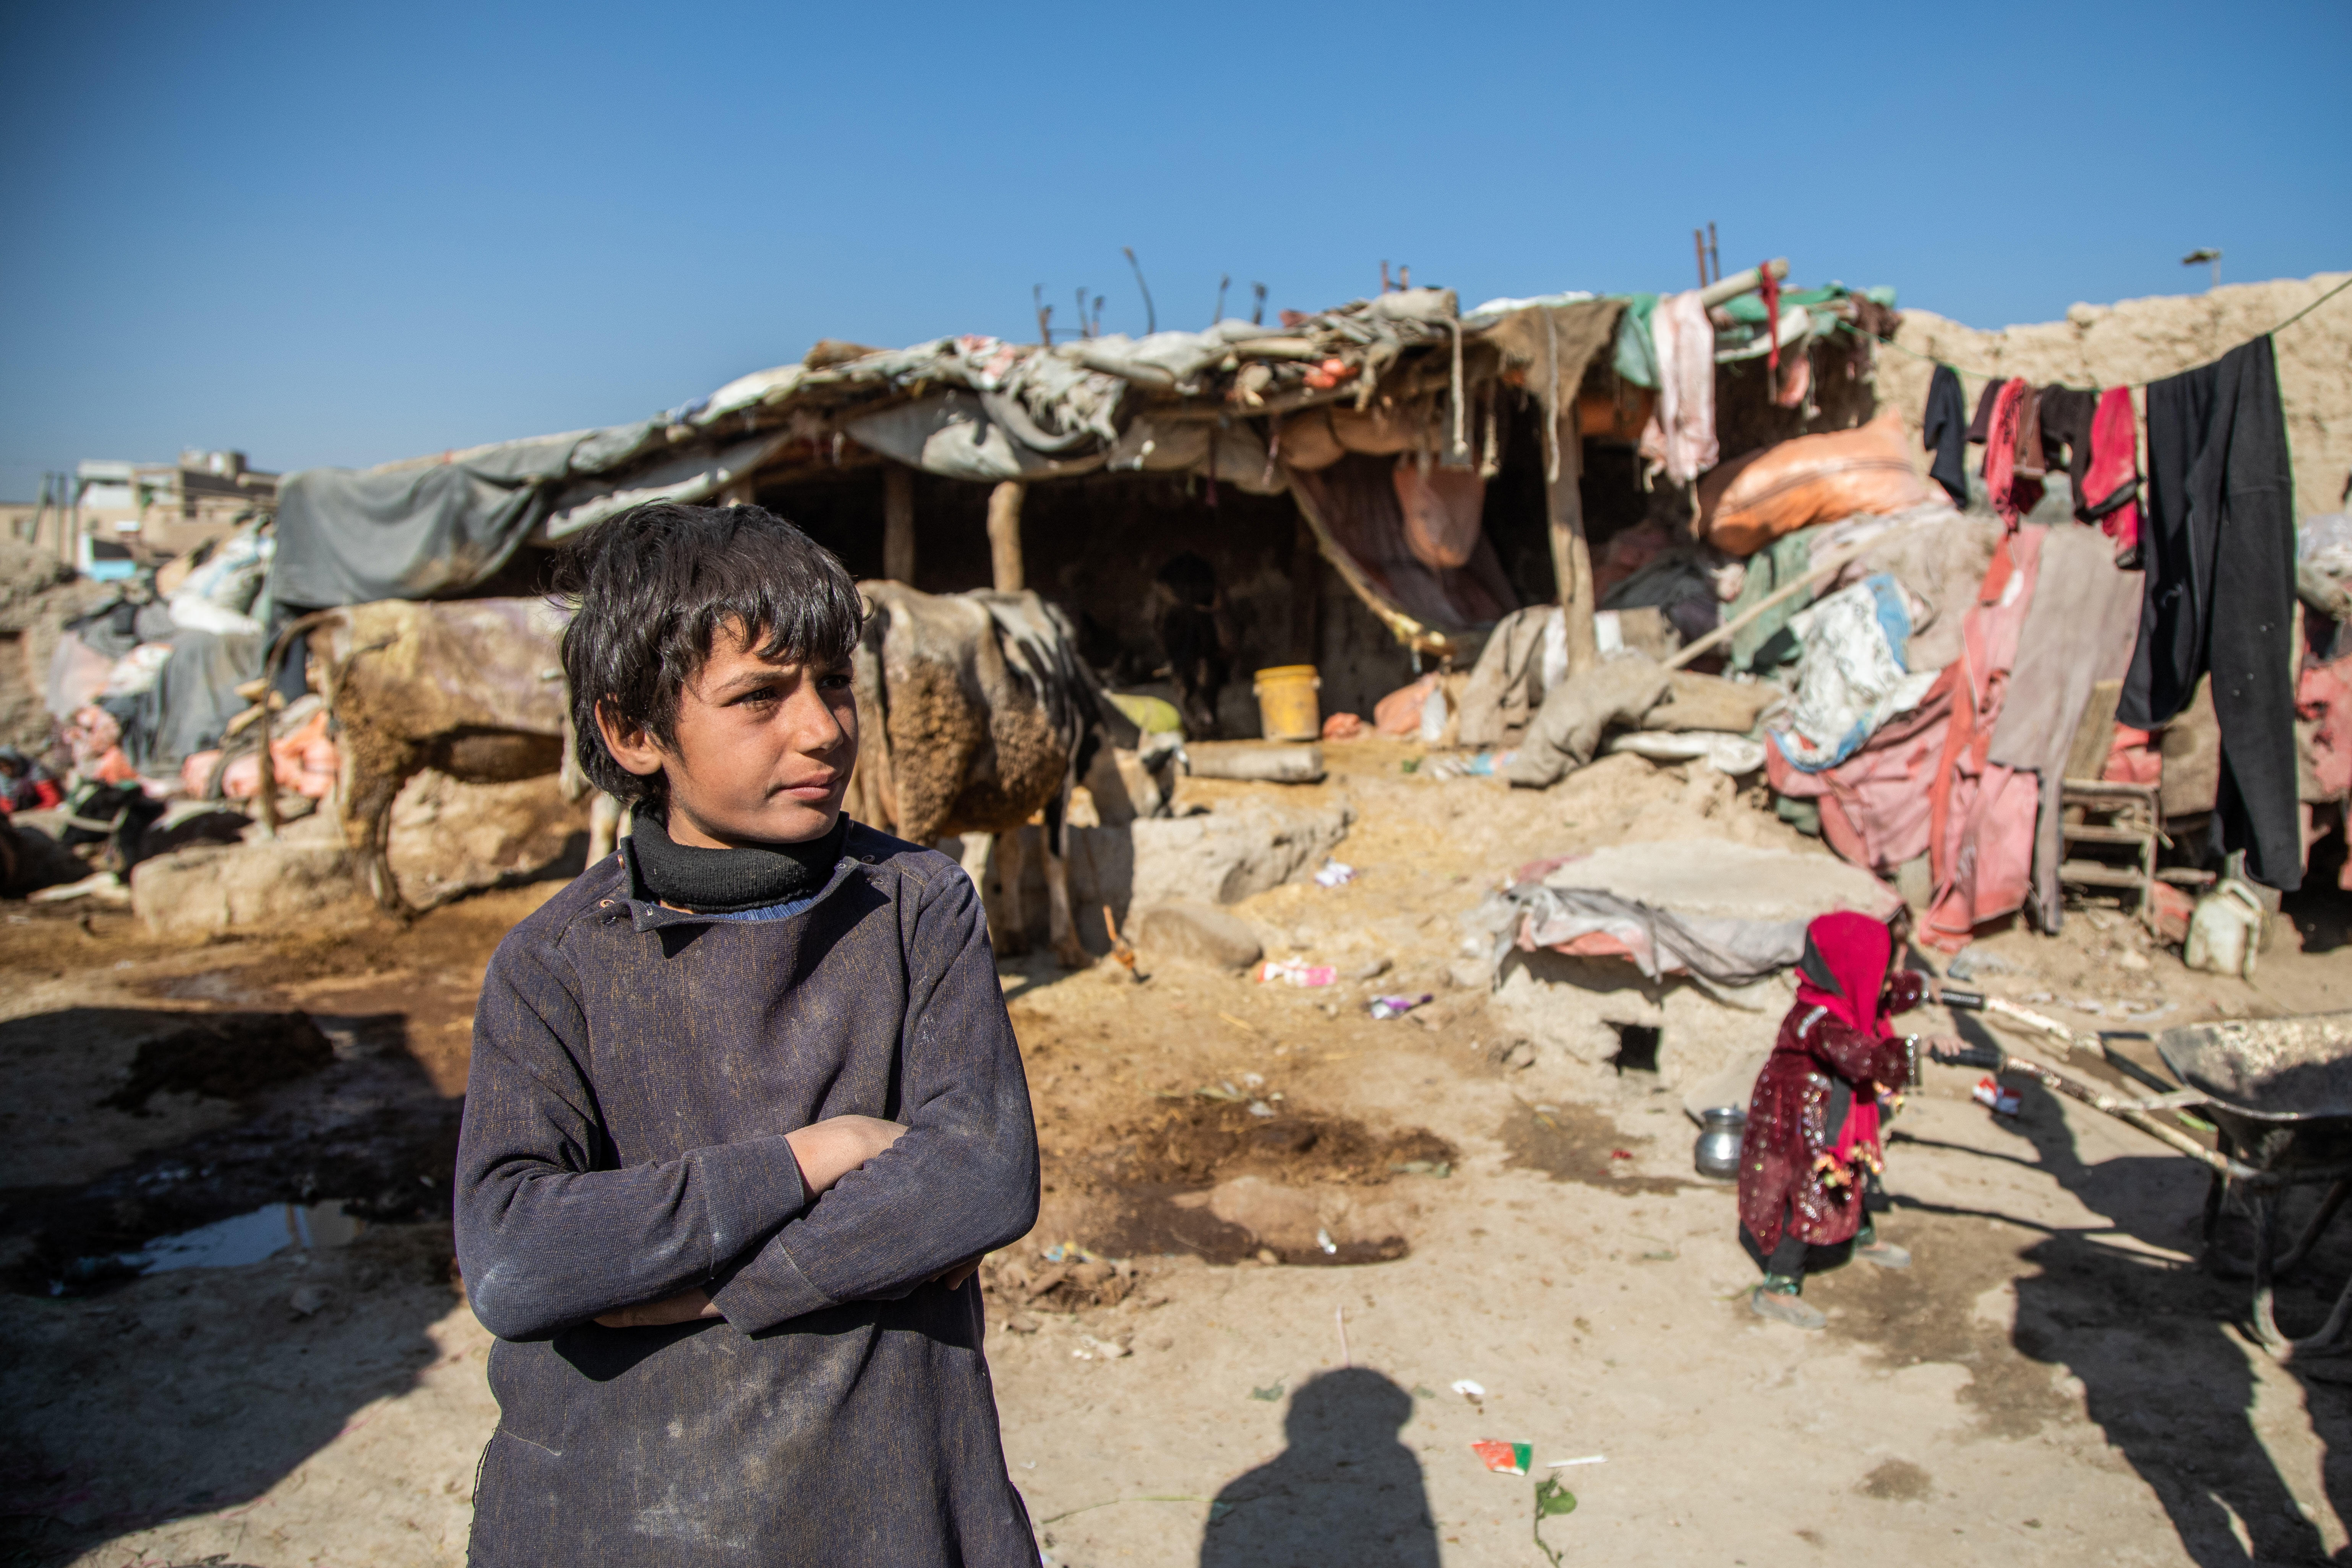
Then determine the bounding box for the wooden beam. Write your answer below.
[1698,257,1789,310]
[987,480,1026,592]
[882,464,915,583]
[1547,424,1598,676]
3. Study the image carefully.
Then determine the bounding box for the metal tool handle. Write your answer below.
[1939,986,1987,1010]
[1931,1042,2004,1071]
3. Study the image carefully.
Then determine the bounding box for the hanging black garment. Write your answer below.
[1964,378,2004,445]
[2036,386,2099,520]
[1922,365,1970,507]
[2118,335,2300,890]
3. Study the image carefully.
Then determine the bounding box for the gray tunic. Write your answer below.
[454,824,1041,1566]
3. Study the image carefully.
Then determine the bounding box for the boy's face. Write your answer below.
[597,620,858,849]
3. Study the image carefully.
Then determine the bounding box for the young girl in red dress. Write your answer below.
[1737,910,1958,1329]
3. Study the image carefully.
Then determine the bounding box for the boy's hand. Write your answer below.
[594,1119,907,1328]
[784,1115,908,1201]
[595,1289,721,1328]
[931,1254,985,1292]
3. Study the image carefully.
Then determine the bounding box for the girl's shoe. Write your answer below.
[1854,1240,1912,1270]
[1749,1285,1826,1330]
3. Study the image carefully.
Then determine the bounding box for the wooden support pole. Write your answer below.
[986,480,1026,592]
[882,465,916,584]
[1547,422,1598,676]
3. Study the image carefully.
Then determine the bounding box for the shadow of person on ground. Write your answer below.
[1200,1368,1438,1568]
[1945,1003,2352,1565]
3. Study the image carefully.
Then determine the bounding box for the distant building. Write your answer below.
[7,451,277,577]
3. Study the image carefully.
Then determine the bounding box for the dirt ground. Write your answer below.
[3,741,2350,1568]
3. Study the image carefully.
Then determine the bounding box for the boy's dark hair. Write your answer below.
[552,502,865,805]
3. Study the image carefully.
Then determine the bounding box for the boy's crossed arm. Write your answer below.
[592,1115,920,1328]
[454,871,1036,1339]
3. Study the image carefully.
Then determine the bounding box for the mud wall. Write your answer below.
[1870,271,2352,522]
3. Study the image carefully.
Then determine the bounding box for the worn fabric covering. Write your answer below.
[2122,335,2302,890]
[1985,525,2147,927]
[270,422,665,607]
[1771,576,1935,772]
[1723,530,1816,673]
[1391,460,1486,569]
[1820,508,2001,674]
[1767,689,1951,874]
[1480,298,1626,441]
[1500,885,1810,989]
[455,825,1041,1568]
[1455,605,1564,747]
[133,627,266,767]
[1286,456,1517,636]
[1505,654,1671,787]
[1738,970,1924,1253]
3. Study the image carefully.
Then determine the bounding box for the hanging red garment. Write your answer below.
[2083,386,2144,566]
[1981,379,2045,527]
[1921,525,2049,949]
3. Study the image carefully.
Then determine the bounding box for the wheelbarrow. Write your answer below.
[1935,994,2352,1362]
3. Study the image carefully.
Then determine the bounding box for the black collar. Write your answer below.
[628,810,849,914]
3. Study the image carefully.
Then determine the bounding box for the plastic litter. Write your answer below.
[1313,858,1356,887]
[1472,1440,1532,1476]
[1450,1378,1486,1405]
[1315,1227,1337,1255]
[1972,1076,2022,1116]
[1249,1383,1283,1401]
[1258,959,1337,987]
[1368,993,1435,1020]
[1547,1456,1606,1467]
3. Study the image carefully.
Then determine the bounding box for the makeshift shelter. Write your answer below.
[263,264,1899,726]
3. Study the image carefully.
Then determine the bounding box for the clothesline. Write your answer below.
[1865,271,2352,388]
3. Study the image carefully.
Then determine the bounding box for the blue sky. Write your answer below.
[2,0,2344,496]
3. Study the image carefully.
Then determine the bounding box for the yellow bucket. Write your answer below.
[1252,664,1322,742]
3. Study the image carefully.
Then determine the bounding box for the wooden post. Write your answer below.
[1547,420,1598,676]
[986,481,1026,592]
[882,465,916,583]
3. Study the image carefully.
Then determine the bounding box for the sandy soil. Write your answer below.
[3,743,2349,1568]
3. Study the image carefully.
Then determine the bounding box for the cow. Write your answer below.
[1145,551,1229,738]
[261,597,578,917]
[843,581,1144,969]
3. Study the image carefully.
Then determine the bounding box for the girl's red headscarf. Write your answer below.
[1794,910,1896,1037]
[1791,911,1902,1182]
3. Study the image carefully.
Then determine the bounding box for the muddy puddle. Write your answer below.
[47,1200,369,1294]
[1499,1099,1687,1195]
[1032,1098,1457,1276]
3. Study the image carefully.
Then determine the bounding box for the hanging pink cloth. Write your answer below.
[2084,386,2144,566]
[1637,290,1720,485]
[1921,526,2048,949]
